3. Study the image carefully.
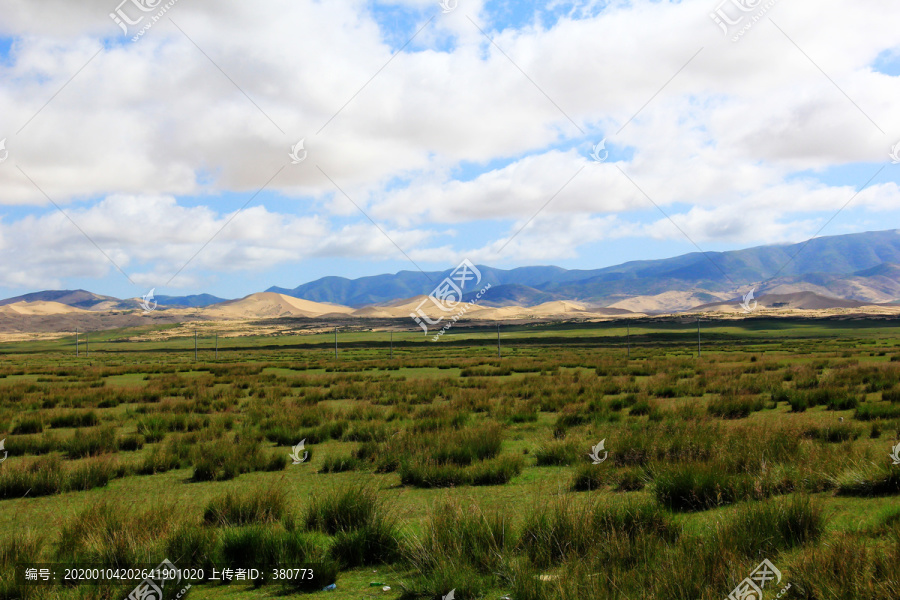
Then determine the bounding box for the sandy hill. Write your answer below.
[357,295,487,319]
[694,291,871,313]
[204,293,355,319]
[608,291,732,314]
[0,301,89,316]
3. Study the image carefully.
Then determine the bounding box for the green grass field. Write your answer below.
[0,316,898,599]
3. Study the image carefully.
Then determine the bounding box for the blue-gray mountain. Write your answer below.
[268,229,900,307]
[3,229,899,309]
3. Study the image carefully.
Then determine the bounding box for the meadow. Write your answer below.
[0,316,898,599]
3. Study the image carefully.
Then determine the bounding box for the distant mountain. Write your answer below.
[0,290,228,311]
[694,291,869,312]
[155,294,228,308]
[269,229,900,306]
[0,290,119,309]
[461,284,567,307]
[267,265,570,307]
[5,229,899,312]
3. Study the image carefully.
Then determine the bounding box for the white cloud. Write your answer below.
[0,0,898,291]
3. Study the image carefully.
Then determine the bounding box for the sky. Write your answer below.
[0,0,899,301]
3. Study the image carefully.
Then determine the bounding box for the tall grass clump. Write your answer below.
[0,456,113,499]
[191,435,286,481]
[219,526,338,590]
[203,488,287,526]
[654,464,749,511]
[304,484,400,567]
[715,495,824,558]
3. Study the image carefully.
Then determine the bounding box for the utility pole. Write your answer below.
[75,328,79,357]
[194,330,198,361]
[334,327,338,360]
[497,323,501,359]
[697,316,701,358]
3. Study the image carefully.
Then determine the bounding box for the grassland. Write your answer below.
[0,316,898,599]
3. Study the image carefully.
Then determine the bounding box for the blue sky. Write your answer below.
[0,0,898,302]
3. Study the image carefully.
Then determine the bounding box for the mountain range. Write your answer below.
[268,228,900,308]
[2,229,899,314]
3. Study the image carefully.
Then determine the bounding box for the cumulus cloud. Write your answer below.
[0,0,898,292]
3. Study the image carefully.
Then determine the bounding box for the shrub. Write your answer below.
[49,411,99,429]
[400,455,523,488]
[117,434,145,451]
[319,454,363,473]
[654,464,749,511]
[616,468,648,492]
[0,456,113,499]
[329,513,400,567]
[533,439,581,466]
[219,526,337,589]
[837,465,900,497]
[163,523,218,572]
[191,436,286,482]
[707,395,764,419]
[571,462,611,491]
[717,495,824,557]
[629,399,653,415]
[855,403,900,421]
[10,418,43,435]
[405,500,511,577]
[802,424,859,443]
[65,426,118,459]
[203,488,287,526]
[305,485,379,534]
[467,455,523,486]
